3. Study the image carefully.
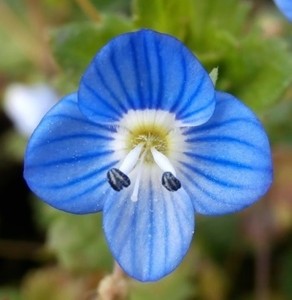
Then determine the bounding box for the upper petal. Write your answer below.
[103,166,195,281]
[178,91,273,215]
[78,29,215,126]
[274,0,292,22]
[24,93,116,214]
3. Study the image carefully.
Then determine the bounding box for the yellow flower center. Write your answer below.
[127,124,169,163]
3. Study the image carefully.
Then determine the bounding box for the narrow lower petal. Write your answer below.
[24,93,116,214]
[79,29,215,126]
[179,91,273,215]
[103,166,195,282]
[274,0,292,21]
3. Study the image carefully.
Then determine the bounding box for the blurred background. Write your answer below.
[0,0,292,299]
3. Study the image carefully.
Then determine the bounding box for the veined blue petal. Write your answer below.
[103,166,195,282]
[79,29,215,126]
[24,93,116,214]
[274,0,292,21]
[178,91,273,215]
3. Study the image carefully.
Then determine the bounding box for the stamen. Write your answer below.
[119,143,144,174]
[131,151,146,202]
[162,172,181,191]
[107,168,130,191]
[151,147,176,175]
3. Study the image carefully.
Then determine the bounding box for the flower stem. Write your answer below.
[75,0,101,23]
[97,261,129,300]
[24,0,59,76]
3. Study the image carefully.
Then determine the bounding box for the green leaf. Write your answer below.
[34,204,111,274]
[236,37,292,112]
[0,287,22,300]
[265,96,292,145]
[51,14,133,88]
[47,212,111,273]
[196,215,240,262]
[189,0,251,41]
[278,246,292,298]
[133,0,194,40]
[133,0,251,43]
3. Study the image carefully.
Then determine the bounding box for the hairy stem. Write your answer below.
[97,261,129,300]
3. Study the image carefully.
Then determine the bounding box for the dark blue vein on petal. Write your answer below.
[58,180,106,203]
[42,176,109,205]
[46,113,103,128]
[148,175,154,277]
[168,191,183,263]
[93,61,127,112]
[105,196,130,254]
[162,192,168,277]
[184,152,269,172]
[130,37,143,109]
[178,167,242,207]
[182,177,236,212]
[46,111,119,134]
[176,74,205,117]
[35,160,117,189]
[143,33,153,107]
[33,133,113,149]
[153,37,163,109]
[130,202,138,276]
[169,48,187,112]
[180,161,245,189]
[106,197,128,242]
[186,118,263,135]
[180,93,214,120]
[110,50,134,109]
[64,98,77,106]
[186,135,269,155]
[173,191,193,225]
[81,80,121,118]
[27,149,114,168]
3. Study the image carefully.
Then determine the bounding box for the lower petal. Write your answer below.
[179,91,273,215]
[103,166,195,281]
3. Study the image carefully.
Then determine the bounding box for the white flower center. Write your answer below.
[107,109,185,201]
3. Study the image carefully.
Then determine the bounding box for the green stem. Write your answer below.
[75,0,101,23]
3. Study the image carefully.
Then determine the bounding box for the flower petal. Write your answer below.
[178,91,273,215]
[274,0,292,22]
[79,29,215,126]
[103,166,195,281]
[24,93,116,214]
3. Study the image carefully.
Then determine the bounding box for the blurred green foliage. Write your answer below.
[0,0,292,299]
[51,15,133,88]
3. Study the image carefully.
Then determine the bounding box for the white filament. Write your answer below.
[130,152,146,202]
[150,147,176,176]
[119,143,144,174]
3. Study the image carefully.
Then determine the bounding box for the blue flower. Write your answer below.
[24,30,273,282]
[273,0,292,22]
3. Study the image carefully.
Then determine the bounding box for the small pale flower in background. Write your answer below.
[3,83,59,137]
[273,0,292,22]
[23,30,273,282]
